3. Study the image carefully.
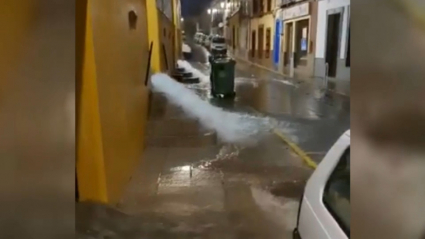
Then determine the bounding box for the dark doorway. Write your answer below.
[325,13,341,77]
[258,25,264,59]
[251,30,256,58]
[346,25,350,67]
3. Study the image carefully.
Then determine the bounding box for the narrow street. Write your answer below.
[188,42,350,162]
[77,43,350,238]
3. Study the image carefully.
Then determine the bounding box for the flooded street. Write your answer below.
[76,44,350,239]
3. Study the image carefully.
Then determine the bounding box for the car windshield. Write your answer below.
[212,37,225,43]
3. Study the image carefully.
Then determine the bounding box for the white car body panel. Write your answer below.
[297,130,350,239]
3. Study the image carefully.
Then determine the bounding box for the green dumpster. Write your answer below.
[209,57,236,98]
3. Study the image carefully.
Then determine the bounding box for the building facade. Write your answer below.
[276,0,319,78]
[77,0,183,203]
[222,0,350,83]
[249,0,277,68]
[314,0,350,83]
[225,0,318,78]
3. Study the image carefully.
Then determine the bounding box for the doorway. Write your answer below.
[295,19,309,67]
[325,13,341,77]
[284,22,293,66]
[251,30,256,57]
[258,25,264,59]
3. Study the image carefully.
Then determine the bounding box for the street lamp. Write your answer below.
[220,2,225,8]
[181,17,184,22]
[207,9,211,14]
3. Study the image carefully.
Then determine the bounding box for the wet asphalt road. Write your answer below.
[188,42,350,163]
[76,42,350,239]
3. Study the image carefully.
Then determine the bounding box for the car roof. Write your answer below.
[344,130,350,137]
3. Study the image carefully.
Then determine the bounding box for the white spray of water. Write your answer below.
[250,187,299,235]
[177,60,209,84]
[151,73,274,145]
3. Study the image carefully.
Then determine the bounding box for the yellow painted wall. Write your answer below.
[146,0,162,73]
[77,0,108,203]
[249,13,275,50]
[158,12,176,72]
[85,0,150,203]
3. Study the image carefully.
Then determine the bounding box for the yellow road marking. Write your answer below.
[246,107,318,169]
[272,129,318,169]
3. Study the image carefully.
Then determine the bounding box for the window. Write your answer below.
[267,0,272,12]
[323,147,350,236]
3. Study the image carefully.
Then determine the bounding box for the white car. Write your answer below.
[194,32,204,44]
[293,130,350,239]
[210,36,227,55]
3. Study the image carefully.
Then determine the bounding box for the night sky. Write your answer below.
[181,0,213,17]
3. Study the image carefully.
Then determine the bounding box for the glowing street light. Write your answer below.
[220,2,225,8]
[181,17,184,22]
[207,8,211,14]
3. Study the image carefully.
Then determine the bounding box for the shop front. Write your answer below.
[281,1,317,78]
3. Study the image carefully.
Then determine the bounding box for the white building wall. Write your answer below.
[315,0,350,59]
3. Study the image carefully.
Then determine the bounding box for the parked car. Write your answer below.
[210,36,227,55]
[194,32,204,44]
[293,130,350,239]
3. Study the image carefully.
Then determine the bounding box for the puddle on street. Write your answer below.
[267,180,306,199]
